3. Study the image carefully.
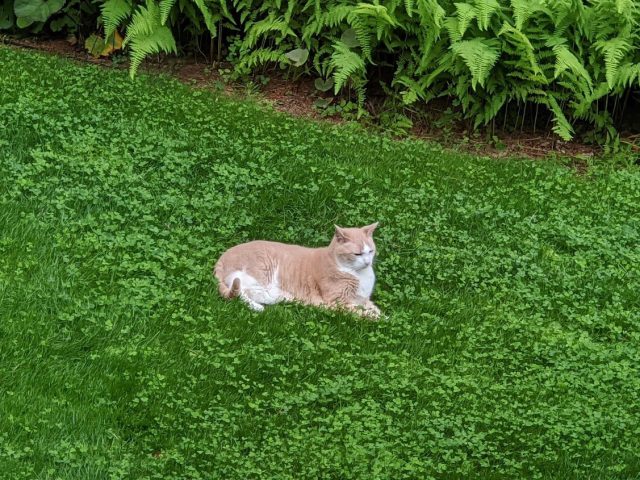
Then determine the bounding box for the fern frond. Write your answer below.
[479,91,506,126]
[193,0,219,34]
[615,0,635,20]
[404,0,414,17]
[474,0,501,31]
[159,0,176,25]
[545,95,573,140]
[101,0,132,39]
[322,5,352,28]
[573,81,610,118]
[509,0,551,30]
[330,40,366,93]
[416,0,445,30]
[243,16,297,49]
[350,17,373,61]
[455,3,476,37]
[452,38,500,89]
[218,0,233,22]
[125,0,158,40]
[510,0,532,30]
[616,62,640,88]
[595,37,631,88]
[498,22,543,77]
[444,16,462,43]
[124,0,177,77]
[128,27,176,77]
[353,79,367,112]
[351,3,397,26]
[552,43,592,89]
[236,48,287,70]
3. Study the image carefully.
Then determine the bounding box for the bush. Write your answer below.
[3,0,640,144]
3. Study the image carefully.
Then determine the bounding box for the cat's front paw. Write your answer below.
[363,304,382,320]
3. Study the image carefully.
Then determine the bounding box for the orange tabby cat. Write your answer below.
[214,223,381,318]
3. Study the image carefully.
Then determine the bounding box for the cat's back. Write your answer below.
[216,239,316,270]
[222,239,312,257]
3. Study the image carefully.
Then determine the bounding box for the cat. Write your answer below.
[214,223,381,318]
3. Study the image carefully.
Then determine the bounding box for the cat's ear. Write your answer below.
[362,222,379,237]
[334,225,348,243]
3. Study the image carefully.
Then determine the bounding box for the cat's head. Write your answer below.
[331,223,379,271]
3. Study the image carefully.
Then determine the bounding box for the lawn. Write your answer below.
[1,46,639,479]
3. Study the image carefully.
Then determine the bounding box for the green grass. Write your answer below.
[1,46,639,479]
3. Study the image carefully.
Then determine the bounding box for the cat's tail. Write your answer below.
[220,277,241,298]
[214,263,241,299]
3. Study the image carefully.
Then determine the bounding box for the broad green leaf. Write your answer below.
[285,48,309,67]
[101,30,124,56]
[85,33,106,57]
[340,28,359,48]
[314,77,334,92]
[14,0,64,23]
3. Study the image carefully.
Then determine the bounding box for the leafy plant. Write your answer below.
[6,0,640,144]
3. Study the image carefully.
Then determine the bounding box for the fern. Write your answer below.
[404,0,414,17]
[498,22,543,77]
[510,0,551,30]
[616,62,640,88]
[99,0,640,144]
[545,95,573,140]
[509,0,532,30]
[443,16,462,42]
[236,48,287,70]
[595,37,632,88]
[331,40,366,94]
[452,38,500,89]
[351,3,397,27]
[455,3,476,37]
[192,0,219,33]
[552,43,592,90]
[615,0,635,20]
[474,0,501,31]
[101,0,133,38]
[414,0,445,69]
[349,17,373,61]
[159,0,176,25]
[243,16,297,49]
[477,90,506,127]
[124,0,177,77]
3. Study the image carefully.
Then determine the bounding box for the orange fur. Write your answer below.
[214,224,381,318]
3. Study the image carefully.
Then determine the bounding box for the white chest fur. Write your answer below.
[340,265,375,300]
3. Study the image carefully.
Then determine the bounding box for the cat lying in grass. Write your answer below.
[214,224,381,318]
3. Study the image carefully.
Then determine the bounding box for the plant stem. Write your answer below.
[503,100,509,130]
[217,22,223,62]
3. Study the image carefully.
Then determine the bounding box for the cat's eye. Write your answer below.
[354,253,362,256]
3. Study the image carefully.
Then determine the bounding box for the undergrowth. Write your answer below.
[4,0,640,144]
[1,47,640,479]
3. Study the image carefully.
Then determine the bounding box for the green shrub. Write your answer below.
[102,0,640,143]
[4,0,640,143]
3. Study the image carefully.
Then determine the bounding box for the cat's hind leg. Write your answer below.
[240,293,265,312]
[225,270,269,312]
